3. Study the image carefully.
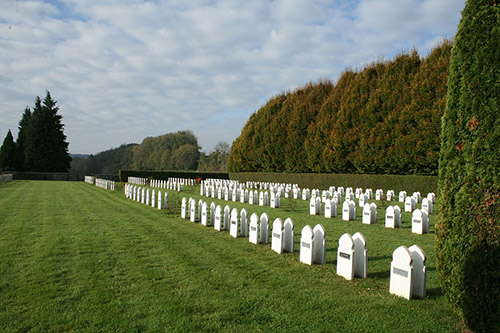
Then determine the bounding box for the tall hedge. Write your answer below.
[229,41,452,175]
[436,1,500,332]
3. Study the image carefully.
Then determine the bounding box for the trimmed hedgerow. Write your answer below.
[436,1,500,332]
[229,172,437,195]
[118,170,229,183]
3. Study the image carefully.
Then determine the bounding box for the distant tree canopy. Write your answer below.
[0,92,72,172]
[130,130,201,171]
[198,141,230,172]
[70,144,137,175]
[228,40,453,175]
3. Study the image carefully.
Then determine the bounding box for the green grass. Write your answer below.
[0,181,462,332]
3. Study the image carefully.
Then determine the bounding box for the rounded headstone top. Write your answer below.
[408,244,426,262]
[313,224,326,236]
[301,225,313,238]
[339,233,354,249]
[273,218,283,230]
[392,246,413,265]
[352,232,367,246]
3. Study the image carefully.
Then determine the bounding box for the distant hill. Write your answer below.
[229,40,452,175]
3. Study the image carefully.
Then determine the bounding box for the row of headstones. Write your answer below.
[204,178,436,211]
[127,177,147,185]
[180,196,427,300]
[149,179,183,191]
[201,185,284,208]
[95,178,115,191]
[0,174,13,183]
[310,196,430,234]
[84,176,95,184]
[124,184,168,209]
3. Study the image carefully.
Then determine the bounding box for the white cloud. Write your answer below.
[0,0,465,154]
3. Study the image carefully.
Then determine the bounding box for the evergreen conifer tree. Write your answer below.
[24,92,72,172]
[436,1,499,331]
[0,130,17,171]
[15,107,31,171]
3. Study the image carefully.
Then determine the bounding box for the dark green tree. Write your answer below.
[0,130,17,171]
[15,107,31,171]
[24,92,72,172]
[436,1,500,332]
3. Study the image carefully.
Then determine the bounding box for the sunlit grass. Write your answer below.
[0,181,462,332]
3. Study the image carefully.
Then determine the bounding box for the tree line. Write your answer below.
[228,40,453,175]
[0,92,71,172]
[70,131,230,175]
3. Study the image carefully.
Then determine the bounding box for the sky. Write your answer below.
[0,0,465,155]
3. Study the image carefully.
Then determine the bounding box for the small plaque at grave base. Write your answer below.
[302,242,311,249]
[273,233,281,238]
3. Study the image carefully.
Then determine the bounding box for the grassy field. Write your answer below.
[0,180,462,332]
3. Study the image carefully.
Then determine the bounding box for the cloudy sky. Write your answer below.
[1,0,465,154]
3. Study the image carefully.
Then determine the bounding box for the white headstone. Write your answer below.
[240,208,248,237]
[271,218,284,254]
[214,205,223,231]
[411,209,429,234]
[337,233,355,280]
[249,213,259,244]
[312,224,326,264]
[421,198,433,214]
[223,205,231,230]
[201,202,208,226]
[409,245,427,299]
[259,213,269,244]
[404,196,416,212]
[300,225,314,265]
[389,246,413,300]
[283,218,294,253]
[352,232,367,279]
[181,197,187,219]
[230,208,239,238]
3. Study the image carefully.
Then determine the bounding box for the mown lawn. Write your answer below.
[0,180,462,332]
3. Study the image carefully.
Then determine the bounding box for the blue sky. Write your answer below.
[0,0,465,154]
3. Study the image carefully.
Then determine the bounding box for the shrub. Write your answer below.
[435,1,500,331]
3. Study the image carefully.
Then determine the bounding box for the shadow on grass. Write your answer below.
[368,270,391,280]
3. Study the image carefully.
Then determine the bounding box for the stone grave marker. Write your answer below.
[283,218,294,253]
[300,225,314,265]
[404,196,416,212]
[389,246,413,300]
[230,208,239,238]
[386,190,395,201]
[214,205,223,231]
[271,218,284,254]
[399,191,407,203]
[412,209,429,234]
[312,224,326,264]
[259,213,269,244]
[353,232,367,279]
[223,205,231,230]
[201,202,208,226]
[421,198,433,214]
[409,245,427,299]
[337,233,355,280]
[240,208,248,237]
[249,213,259,244]
[190,198,197,222]
[157,191,162,210]
[181,197,187,219]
